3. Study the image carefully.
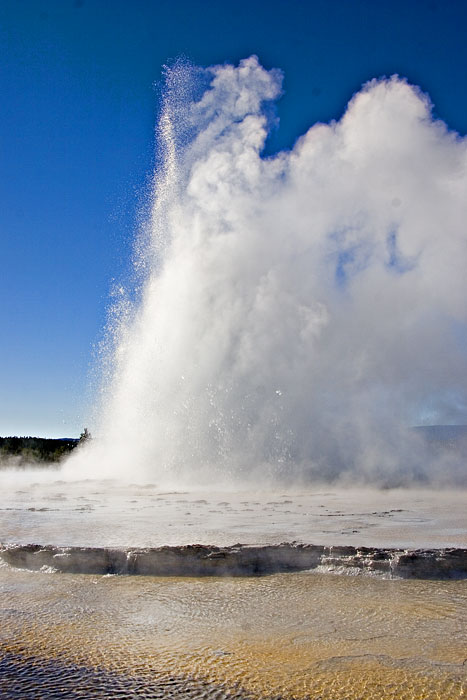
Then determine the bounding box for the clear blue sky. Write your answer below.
[2,0,467,438]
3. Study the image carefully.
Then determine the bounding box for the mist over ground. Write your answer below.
[68,57,467,487]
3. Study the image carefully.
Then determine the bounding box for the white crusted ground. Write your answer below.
[0,474,465,550]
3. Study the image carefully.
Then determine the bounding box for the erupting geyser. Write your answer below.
[69,57,467,485]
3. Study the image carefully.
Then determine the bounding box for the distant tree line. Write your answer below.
[0,433,89,467]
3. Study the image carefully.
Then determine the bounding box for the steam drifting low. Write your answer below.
[70,57,467,486]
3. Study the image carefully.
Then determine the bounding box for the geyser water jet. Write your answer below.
[70,56,467,485]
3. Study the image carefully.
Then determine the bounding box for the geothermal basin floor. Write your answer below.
[0,477,466,699]
[0,477,465,550]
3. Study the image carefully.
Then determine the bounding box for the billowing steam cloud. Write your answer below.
[69,56,467,486]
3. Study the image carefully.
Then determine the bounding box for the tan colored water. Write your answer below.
[1,566,465,698]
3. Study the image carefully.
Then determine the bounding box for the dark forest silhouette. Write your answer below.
[0,434,87,466]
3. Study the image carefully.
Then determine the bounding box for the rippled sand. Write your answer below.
[0,566,465,699]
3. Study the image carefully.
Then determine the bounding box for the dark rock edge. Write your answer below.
[1,543,466,579]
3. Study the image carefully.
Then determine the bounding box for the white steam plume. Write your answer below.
[69,56,467,486]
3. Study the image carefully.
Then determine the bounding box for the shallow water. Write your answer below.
[0,566,465,699]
